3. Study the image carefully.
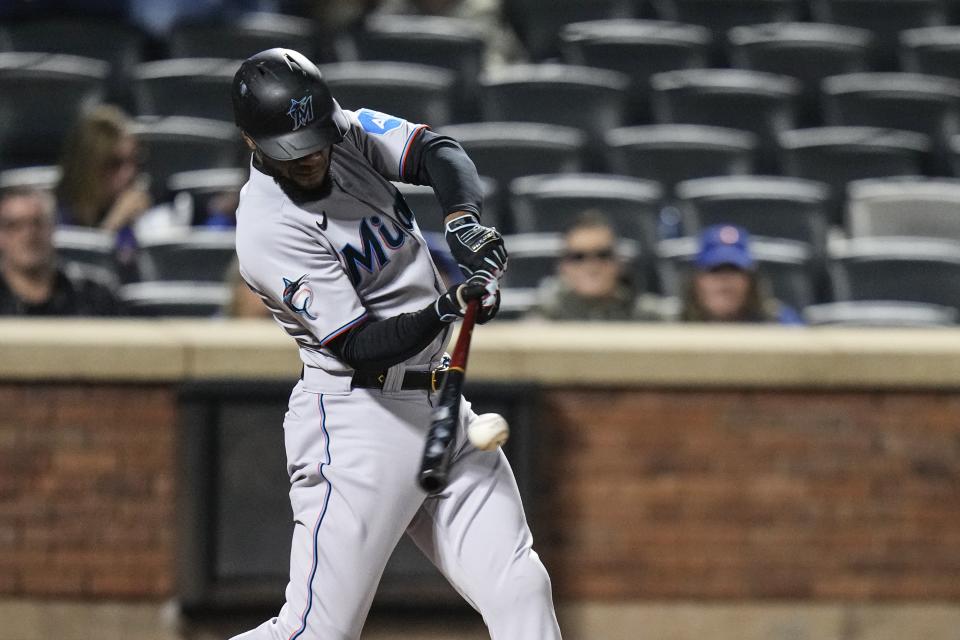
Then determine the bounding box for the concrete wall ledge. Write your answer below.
[1,599,958,640]
[1,319,959,388]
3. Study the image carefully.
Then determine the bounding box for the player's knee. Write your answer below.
[484,553,555,617]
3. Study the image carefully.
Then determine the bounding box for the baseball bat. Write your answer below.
[418,299,481,494]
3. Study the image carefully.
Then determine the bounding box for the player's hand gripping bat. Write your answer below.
[418,299,480,494]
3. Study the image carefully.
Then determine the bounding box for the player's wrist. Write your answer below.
[444,212,480,234]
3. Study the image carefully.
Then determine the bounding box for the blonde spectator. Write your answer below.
[56,105,151,280]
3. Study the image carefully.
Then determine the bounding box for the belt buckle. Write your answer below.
[430,366,447,393]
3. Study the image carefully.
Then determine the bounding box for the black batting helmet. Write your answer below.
[232,48,349,161]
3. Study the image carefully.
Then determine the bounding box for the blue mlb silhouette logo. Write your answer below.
[358,109,402,135]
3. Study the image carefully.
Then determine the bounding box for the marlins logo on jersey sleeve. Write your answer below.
[236,203,369,353]
[345,108,427,182]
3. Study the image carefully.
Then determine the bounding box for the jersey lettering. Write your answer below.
[340,215,412,285]
[370,216,405,249]
[393,193,416,231]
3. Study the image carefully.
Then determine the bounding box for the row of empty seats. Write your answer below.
[6,1,960,64]
[8,51,960,180]
[11,8,960,163]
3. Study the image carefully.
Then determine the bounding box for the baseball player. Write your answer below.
[229,49,562,640]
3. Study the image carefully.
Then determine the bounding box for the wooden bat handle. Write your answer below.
[450,299,480,369]
[417,299,481,494]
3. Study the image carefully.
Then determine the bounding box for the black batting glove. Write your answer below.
[444,213,508,280]
[434,274,500,324]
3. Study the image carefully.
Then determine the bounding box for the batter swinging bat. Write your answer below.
[418,299,480,494]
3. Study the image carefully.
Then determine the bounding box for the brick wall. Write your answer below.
[537,389,960,600]
[1,383,959,602]
[0,384,176,598]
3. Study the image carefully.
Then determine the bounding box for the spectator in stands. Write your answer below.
[676,224,802,324]
[0,187,122,316]
[55,105,150,282]
[529,211,639,321]
[201,191,242,228]
[129,0,270,37]
[222,257,270,319]
[372,0,526,69]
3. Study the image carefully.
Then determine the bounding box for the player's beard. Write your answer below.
[255,147,335,205]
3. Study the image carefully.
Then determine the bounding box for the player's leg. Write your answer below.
[231,385,432,640]
[406,400,562,640]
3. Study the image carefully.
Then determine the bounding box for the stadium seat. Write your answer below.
[728,22,872,126]
[137,229,237,282]
[559,19,711,123]
[119,281,230,317]
[132,58,239,122]
[478,63,629,168]
[802,300,958,326]
[0,17,144,105]
[828,236,960,311]
[0,165,61,191]
[657,234,817,309]
[167,168,249,226]
[498,287,539,320]
[132,117,243,202]
[509,173,662,290]
[810,0,947,70]
[168,12,318,60]
[650,0,804,63]
[650,69,801,171]
[947,134,960,177]
[501,0,634,60]
[354,15,486,122]
[674,176,831,254]
[605,124,757,196]
[320,62,455,128]
[846,177,960,242]
[509,173,662,236]
[501,232,642,290]
[53,225,116,274]
[901,27,960,80]
[778,127,930,226]
[821,73,960,174]
[393,177,498,235]
[500,233,564,289]
[0,53,108,168]
[437,122,586,223]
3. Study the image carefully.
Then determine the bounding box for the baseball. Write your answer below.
[468,413,510,451]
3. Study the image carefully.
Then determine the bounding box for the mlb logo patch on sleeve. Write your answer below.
[358,109,402,135]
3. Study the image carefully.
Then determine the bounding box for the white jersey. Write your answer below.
[235,108,450,394]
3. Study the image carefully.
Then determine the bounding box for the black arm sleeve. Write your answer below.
[403,128,483,219]
[325,303,447,371]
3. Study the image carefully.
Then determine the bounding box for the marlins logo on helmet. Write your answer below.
[288,95,314,130]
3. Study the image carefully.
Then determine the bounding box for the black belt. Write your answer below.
[351,368,445,392]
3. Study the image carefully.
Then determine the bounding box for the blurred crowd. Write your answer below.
[3,0,960,326]
[0,98,794,323]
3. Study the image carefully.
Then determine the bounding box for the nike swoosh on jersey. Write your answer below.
[317,211,328,231]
